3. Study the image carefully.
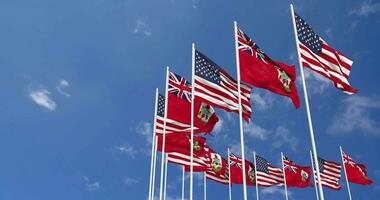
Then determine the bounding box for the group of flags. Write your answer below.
[148,4,372,200]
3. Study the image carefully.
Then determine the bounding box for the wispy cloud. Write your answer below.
[136,122,153,143]
[244,123,270,140]
[251,92,275,111]
[272,126,298,152]
[303,69,330,94]
[83,176,100,191]
[349,1,380,16]
[261,186,292,198]
[324,28,333,40]
[213,118,224,135]
[29,89,57,111]
[115,144,137,158]
[132,19,152,37]
[56,79,71,97]
[328,96,380,135]
[123,176,140,185]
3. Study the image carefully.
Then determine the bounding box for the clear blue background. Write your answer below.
[0,0,379,199]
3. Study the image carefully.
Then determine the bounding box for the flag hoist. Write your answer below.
[340,146,352,200]
[152,135,158,200]
[190,43,195,200]
[289,4,325,200]
[159,67,170,200]
[234,21,248,200]
[281,152,289,200]
[309,150,320,200]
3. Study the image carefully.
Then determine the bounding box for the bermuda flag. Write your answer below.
[255,155,284,186]
[237,27,300,108]
[293,12,358,94]
[155,72,219,135]
[229,153,256,186]
[205,149,230,185]
[343,151,373,185]
[156,134,206,155]
[314,157,342,190]
[283,156,312,187]
[194,50,253,122]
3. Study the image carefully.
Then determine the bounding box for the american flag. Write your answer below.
[206,169,229,185]
[167,151,209,170]
[294,12,357,94]
[255,155,284,186]
[314,157,342,190]
[194,50,252,122]
[155,93,194,134]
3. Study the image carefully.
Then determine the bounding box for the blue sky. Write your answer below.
[0,0,380,199]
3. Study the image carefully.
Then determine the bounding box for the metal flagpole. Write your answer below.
[228,148,232,200]
[204,172,207,200]
[281,152,289,200]
[148,89,159,200]
[152,135,158,200]
[340,146,353,200]
[190,43,195,200]
[182,166,185,200]
[253,151,259,200]
[233,20,248,200]
[289,4,324,200]
[164,154,168,200]
[159,67,170,200]
[310,150,320,200]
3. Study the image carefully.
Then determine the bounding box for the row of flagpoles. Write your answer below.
[146,4,371,200]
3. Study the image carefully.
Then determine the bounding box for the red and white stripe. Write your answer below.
[256,165,284,187]
[206,170,229,185]
[316,160,342,190]
[155,116,199,134]
[194,70,252,122]
[298,39,357,94]
[167,152,209,170]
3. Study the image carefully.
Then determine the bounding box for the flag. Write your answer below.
[293,12,357,94]
[205,150,230,184]
[255,155,284,186]
[206,169,230,185]
[314,157,342,190]
[167,143,210,172]
[343,151,373,185]
[283,156,312,187]
[156,134,206,155]
[237,27,301,108]
[229,153,256,186]
[155,72,219,135]
[194,50,253,122]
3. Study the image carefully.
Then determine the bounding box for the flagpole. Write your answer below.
[234,20,248,200]
[152,135,158,200]
[310,150,319,200]
[159,66,170,200]
[182,166,185,200]
[290,4,324,200]
[164,154,168,200]
[281,152,289,200]
[148,89,159,200]
[253,151,259,200]
[340,146,353,200]
[228,148,232,200]
[190,43,195,200]
[204,172,207,200]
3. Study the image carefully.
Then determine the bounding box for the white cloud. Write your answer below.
[136,122,153,143]
[115,144,137,158]
[251,92,275,111]
[303,69,330,94]
[328,96,380,135]
[123,176,139,185]
[272,126,298,152]
[132,19,152,37]
[349,1,380,16]
[56,79,71,97]
[83,176,100,191]
[29,89,57,111]
[244,123,270,140]
[261,186,292,198]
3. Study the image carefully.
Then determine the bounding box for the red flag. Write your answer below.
[155,72,219,135]
[283,156,312,187]
[237,27,300,108]
[229,154,256,186]
[343,152,373,185]
[156,134,206,154]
